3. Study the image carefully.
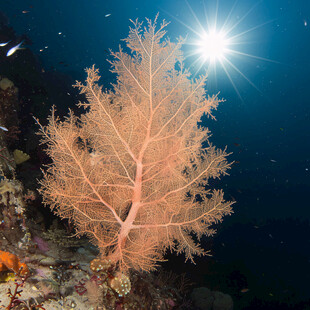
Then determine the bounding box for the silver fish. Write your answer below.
[6,41,24,57]
[0,126,8,131]
[0,41,10,47]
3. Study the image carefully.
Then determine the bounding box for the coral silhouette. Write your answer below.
[37,16,233,272]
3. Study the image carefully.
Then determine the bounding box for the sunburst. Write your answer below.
[163,0,278,100]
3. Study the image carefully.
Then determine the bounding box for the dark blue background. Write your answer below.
[1,0,310,307]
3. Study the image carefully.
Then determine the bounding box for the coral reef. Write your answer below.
[12,150,30,165]
[108,272,131,297]
[0,76,19,177]
[42,221,84,250]
[0,250,29,277]
[0,179,32,251]
[0,16,235,310]
[0,77,20,143]
[37,16,233,275]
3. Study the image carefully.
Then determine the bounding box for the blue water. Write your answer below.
[1,0,310,308]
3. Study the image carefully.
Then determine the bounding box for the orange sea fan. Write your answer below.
[37,16,233,273]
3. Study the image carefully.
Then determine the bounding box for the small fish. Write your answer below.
[270,159,277,163]
[22,10,30,14]
[6,41,24,57]
[0,126,8,131]
[240,288,250,293]
[0,41,10,47]
[105,13,111,17]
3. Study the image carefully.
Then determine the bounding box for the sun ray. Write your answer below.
[219,58,243,101]
[224,0,263,36]
[221,0,239,31]
[185,0,206,35]
[229,19,277,41]
[161,0,276,99]
[228,49,282,64]
[214,0,219,30]
[159,7,199,37]
[224,57,261,93]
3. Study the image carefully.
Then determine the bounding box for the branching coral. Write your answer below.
[4,277,46,310]
[37,15,233,275]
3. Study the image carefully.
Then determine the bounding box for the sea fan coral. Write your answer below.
[37,16,233,273]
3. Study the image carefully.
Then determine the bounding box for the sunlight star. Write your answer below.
[197,29,229,63]
[164,0,276,99]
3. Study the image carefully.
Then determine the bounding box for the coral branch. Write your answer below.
[37,17,233,273]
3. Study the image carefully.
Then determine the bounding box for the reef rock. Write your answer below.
[191,287,233,310]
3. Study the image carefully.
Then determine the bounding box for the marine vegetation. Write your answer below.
[36,15,233,276]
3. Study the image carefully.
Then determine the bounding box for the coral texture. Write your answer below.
[37,16,233,272]
[0,250,29,276]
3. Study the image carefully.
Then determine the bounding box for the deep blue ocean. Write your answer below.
[1,0,309,309]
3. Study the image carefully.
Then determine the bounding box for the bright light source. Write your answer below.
[198,30,229,62]
[166,0,275,100]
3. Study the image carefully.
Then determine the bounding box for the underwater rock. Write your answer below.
[191,287,233,310]
[39,256,58,266]
[213,291,233,310]
[0,77,14,91]
[191,287,214,310]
